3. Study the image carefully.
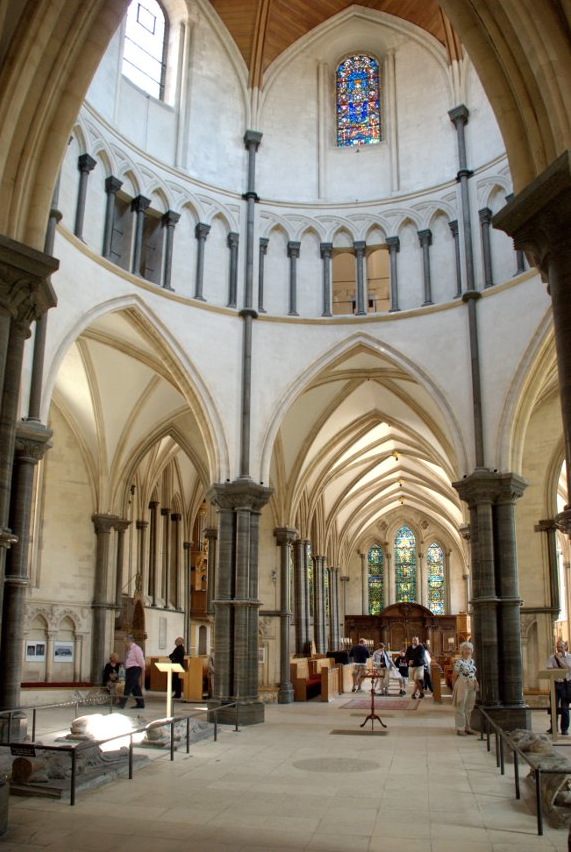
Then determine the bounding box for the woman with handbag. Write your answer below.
[547,638,571,736]
[452,641,479,736]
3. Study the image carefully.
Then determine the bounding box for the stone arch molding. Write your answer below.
[24,605,88,634]
[259,331,468,484]
[42,293,231,484]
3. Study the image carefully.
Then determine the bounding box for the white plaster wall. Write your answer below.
[264,228,290,316]
[171,205,198,300]
[203,215,230,307]
[297,231,323,317]
[464,62,506,165]
[429,212,456,304]
[397,221,423,311]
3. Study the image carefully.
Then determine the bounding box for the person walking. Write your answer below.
[349,638,370,692]
[406,636,426,699]
[117,634,146,709]
[169,636,185,699]
[452,641,478,735]
[546,638,571,736]
[372,642,396,695]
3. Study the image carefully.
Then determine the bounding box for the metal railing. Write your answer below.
[476,705,571,836]
[0,699,241,806]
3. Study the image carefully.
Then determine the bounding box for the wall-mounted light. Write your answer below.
[391,450,399,461]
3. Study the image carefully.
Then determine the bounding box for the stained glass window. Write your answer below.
[394,525,417,602]
[427,542,445,614]
[122,0,166,99]
[368,544,384,615]
[336,55,381,147]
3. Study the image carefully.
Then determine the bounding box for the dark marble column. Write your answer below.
[257,238,268,313]
[320,242,333,317]
[0,422,51,708]
[131,195,150,275]
[493,151,571,536]
[148,501,159,605]
[386,236,400,312]
[135,520,148,594]
[74,153,97,240]
[274,527,297,703]
[448,219,463,298]
[479,207,494,288]
[453,470,530,730]
[204,527,217,617]
[418,228,433,306]
[161,210,180,291]
[113,519,131,613]
[194,223,210,300]
[91,513,119,684]
[354,240,367,315]
[161,507,170,604]
[102,176,122,259]
[340,575,349,637]
[312,555,327,653]
[449,105,475,291]
[227,232,239,308]
[462,290,485,469]
[328,566,340,651]
[534,519,560,617]
[292,538,310,654]
[208,480,272,725]
[171,512,181,608]
[287,241,300,316]
[183,540,192,649]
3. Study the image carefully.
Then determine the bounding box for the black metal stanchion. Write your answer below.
[514,749,520,799]
[70,748,77,806]
[186,716,190,753]
[535,767,543,836]
[129,734,134,779]
[170,720,175,761]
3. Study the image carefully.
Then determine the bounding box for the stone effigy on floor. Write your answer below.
[509,728,571,826]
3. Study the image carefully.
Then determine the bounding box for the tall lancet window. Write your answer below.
[426,542,445,614]
[394,525,417,602]
[122,0,167,99]
[336,54,381,147]
[368,544,384,614]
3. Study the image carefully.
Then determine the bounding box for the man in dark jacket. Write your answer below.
[349,638,370,693]
[406,636,426,699]
[169,636,186,699]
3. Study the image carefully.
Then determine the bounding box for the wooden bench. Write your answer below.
[320,665,340,701]
[290,658,321,701]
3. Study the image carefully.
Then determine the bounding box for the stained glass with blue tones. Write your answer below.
[427,541,445,614]
[394,525,417,602]
[368,544,384,615]
[337,55,381,147]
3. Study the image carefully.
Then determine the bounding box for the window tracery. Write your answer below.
[336,54,381,147]
[368,544,384,614]
[426,541,445,614]
[394,525,417,602]
[122,0,167,99]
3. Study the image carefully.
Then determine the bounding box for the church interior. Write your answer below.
[1,0,571,846]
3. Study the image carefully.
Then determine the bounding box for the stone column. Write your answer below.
[102,176,122,258]
[493,151,571,536]
[534,519,560,617]
[449,105,475,291]
[148,501,159,605]
[161,210,180,291]
[453,470,530,730]
[287,241,300,316]
[183,540,192,649]
[320,242,333,317]
[161,507,170,604]
[113,519,131,613]
[328,566,340,651]
[208,480,272,725]
[135,520,148,594]
[385,552,392,606]
[312,555,327,654]
[354,240,367,315]
[74,153,97,240]
[73,634,83,682]
[171,512,181,608]
[448,219,463,298]
[0,236,58,622]
[194,223,210,301]
[91,513,119,684]
[462,290,485,469]
[45,630,56,683]
[479,207,494,288]
[227,232,239,308]
[418,229,433,306]
[204,527,217,616]
[418,549,426,607]
[359,551,367,614]
[303,541,311,645]
[292,538,310,654]
[130,195,150,275]
[257,238,268,313]
[340,575,349,637]
[274,527,297,703]
[0,423,51,708]
[386,236,400,312]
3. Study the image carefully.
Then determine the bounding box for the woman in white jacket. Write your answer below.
[452,642,478,736]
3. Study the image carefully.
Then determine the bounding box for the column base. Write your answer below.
[471,703,531,732]
[208,699,265,726]
[278,684,294,704]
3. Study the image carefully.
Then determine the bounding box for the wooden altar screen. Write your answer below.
[344,603,470,656]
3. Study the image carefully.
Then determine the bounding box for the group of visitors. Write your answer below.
[103,635,188,709]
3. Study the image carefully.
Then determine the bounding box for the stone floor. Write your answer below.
[1,690,570,851]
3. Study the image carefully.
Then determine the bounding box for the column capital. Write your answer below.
[418,228,432,247]
[105,175,122,194]
[386,236,400,251]
[320,242,333,258]
[534,518,557,533]
[287,241,300,259]
[227,231,239,249]
[244,129,263,150]
[148,500,159,509]
[162,209,180,227]
[453,469,527,507]
[0,234,58,320]
[183,540,193,550]
[170,512,182,522]
[448,219,459,237]
[479,207,493,225]
[113,519,131,533]
[207,478,273,512]
[448,104,469,127]
[273,527,298,546]
[195,222,211,240]
[461,290,481,303]
[556,508,571,536]
[259,237,269,254]
[92,513,120,534]
[353,240,366,256]
[15,420,53,462]
[131,194,150,214]
[160,507,170,516]
[136,520,148,531]
[78,153,97,174]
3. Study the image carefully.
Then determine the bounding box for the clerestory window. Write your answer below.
[336,54,381,147]
[122,0,167,99]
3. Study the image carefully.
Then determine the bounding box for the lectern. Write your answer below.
[154,661,185,718]
[538,667,570,743]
